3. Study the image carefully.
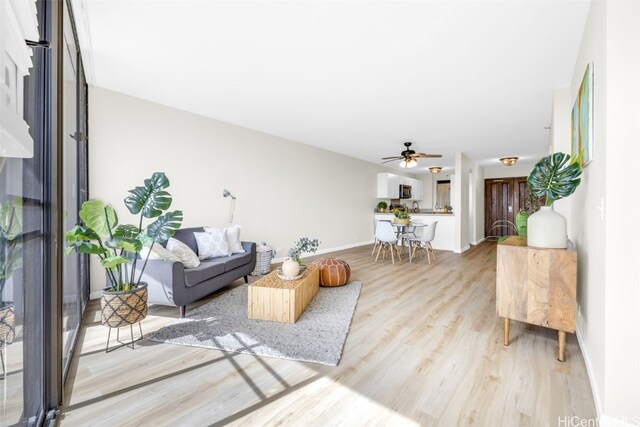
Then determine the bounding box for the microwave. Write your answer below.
[399,184,412,199]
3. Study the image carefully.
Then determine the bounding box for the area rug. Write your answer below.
[146,281,363,366]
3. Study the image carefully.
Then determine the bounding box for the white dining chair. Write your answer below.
[408,221,438,264]
[372,219,392,256]
[374,220,402,264]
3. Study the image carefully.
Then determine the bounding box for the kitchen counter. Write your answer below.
[374,212,456,251]
[373,210,454,215]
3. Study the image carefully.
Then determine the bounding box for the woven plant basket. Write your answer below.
[101,284,148,328]
[393,218,410,225]
[0,302,15,346]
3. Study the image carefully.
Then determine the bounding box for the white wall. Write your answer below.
[482,163,534,179]
[554,0,607,417]
[453,152,470,253]
[603,0,640,421]
[470,163,484,244]
[553,1,640,423]
[418,172,434,208]
[87,87,391,293]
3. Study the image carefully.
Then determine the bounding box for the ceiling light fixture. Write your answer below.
[429,166,442,174]
[399,158,417,168]
[499,157,519,166]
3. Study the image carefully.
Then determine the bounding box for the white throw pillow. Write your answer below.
[140,243,180,262]
[205,225,245,254]
[166,238,200,268]
[194,230,231,259]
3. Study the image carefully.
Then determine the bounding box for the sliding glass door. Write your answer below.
[61,2,82,374]
[0,0,88,423]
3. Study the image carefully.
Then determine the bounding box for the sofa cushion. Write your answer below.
[224,252,253,272]
[184,259,227,288]
[195,230,231,259]
[172,227,204,254]
[166,238,200,268]
[205,225,245,254]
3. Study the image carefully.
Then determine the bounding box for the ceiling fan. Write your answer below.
[381,142,442,168]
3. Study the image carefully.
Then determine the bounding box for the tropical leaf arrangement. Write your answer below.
[65,172,183,292]
[288,237,321,263]
[528,152,582,206]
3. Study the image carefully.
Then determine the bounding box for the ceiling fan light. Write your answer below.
[429,166,442,174]
[499,157,519,166]
[400,159,417,168]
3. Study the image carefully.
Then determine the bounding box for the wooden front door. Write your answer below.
[484,177,530,239]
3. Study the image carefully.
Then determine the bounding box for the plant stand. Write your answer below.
[105,322,144,353]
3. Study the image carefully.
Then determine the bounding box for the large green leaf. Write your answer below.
[146,210,183,243]
[79,200,118,239]
[124,172,172,218]
[101,255,130,269]
[66,225,101,243]
[515,209,528,237]
[105,237,142,253]
[112,224,140,240]
[528,153,582,205]
[66,241,109,256]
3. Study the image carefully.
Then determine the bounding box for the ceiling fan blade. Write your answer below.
[381,159,401,164]
[412,153,443,158]
[380,156,403,160]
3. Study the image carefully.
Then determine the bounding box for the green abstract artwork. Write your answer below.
[571,63,593,167]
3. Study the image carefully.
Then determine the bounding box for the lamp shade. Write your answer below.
[429,166,442,174]
[400,159,417,168]
[499,157,519,166]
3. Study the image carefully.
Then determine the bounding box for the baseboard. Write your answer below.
[89,290,102,300]
[576,324,604,421]
[272,240,374,264]
[453,245,470,254]
[574,327,636,427]
[471,238,485,245]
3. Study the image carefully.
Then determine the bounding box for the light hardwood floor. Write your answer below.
[60,242,596,426]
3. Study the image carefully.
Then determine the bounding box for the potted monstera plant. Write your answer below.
[527,152,582,248]
[66,172,183,330]
[0,198,22,347]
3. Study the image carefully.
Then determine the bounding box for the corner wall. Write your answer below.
[553,0,640,423]
[87,87,389,293]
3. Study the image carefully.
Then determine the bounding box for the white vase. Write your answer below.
[527,205,568,249]
[281,257,301,278]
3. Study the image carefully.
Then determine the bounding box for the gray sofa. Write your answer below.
[137,227,256,317]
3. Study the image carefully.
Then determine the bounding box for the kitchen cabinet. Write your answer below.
[377,173,400,198]
[377,173,424,200]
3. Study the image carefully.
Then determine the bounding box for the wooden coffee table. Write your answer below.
[247,265,319,323]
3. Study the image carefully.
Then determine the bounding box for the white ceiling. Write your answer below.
[73,0,590,172]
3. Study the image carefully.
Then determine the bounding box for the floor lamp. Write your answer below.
[223,189,236,225]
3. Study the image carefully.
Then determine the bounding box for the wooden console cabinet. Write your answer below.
[496,236,577,361]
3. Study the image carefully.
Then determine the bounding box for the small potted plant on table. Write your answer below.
[392,209,411,225]
[66,172,183,351]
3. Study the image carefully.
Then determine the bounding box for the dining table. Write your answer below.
[391,222,427,250]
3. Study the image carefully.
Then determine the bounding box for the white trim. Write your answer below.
[69,0,96,85]
[89,290,102,300]
[272,240,373,264]
[576,324,604,420]
[471,238,485,245]
[453,245,470,254]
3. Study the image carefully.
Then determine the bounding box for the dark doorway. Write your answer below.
[484,177,542,239]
